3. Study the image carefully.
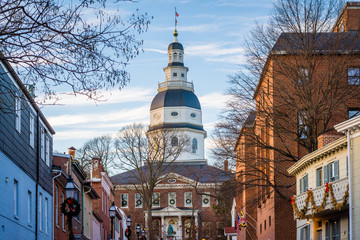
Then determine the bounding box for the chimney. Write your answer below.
[68,146,76,159]
[224,160,229,171]
[317,133,343,149]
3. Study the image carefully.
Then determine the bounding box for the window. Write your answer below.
[173,53,177,61]
[181,73,184,77]
[28,191,32,225]
[217,222,225,237]
[323,160,339,184]
[30,114,34,148]
[260,224,262,233]
[202,193,210,207]
[298,111,308,139]
[152,193,160,207]
[45,197,48,233]
[269,216,271,227]
[39,193,42,231]
[41,129,45,160]
[55,186,59,227]
[168,192,176,206]
[300,225,310,240]
[348,108,360,119]
[171,111,178,117]
[179,53,183,61]
[202,222,210,237]
[121,193,128,208]
[15,96,21,133]
[173,72,177,77]
[45,136,50,166]
[325,220,340,240]
[135,193,143,208]
[298,67,309,85]
[14,180,18,217]
[299,174,308,193]
[192,138,198,153]
[264,220,266,230]
[316,167,323,187]
[171,137,178,147]
[348,67,360,85]
[184,192,192,207]
[61,193,65,231]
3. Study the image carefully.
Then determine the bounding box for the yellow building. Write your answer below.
[288,115,360,240]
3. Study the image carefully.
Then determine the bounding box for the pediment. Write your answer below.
[157,172,196,186]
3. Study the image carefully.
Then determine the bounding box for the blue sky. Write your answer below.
[42,0,273,161]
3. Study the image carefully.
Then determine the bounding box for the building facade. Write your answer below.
[111,30,232,240]
[235,2,360,240]
[0,57,55,240]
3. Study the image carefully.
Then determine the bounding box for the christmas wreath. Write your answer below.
[186,199,191,204]
[61,198,80,216]
[122,200,128,207]
[185,228,191,233]
[153,200,159,205]
[203,198,209,204]
[170,199,175,205]
[136,199,142,206]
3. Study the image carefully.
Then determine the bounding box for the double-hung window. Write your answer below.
[323,160,339,183]
[300,225,310,240]
[29,115,35,148]
[121,193,128,208]
[299,174,308,193]
[135,193,143,208]
[298,111,308,139]
[45,136,50,166]
[15,96,21,133]
[298,67,309,85]
[40,129,45,160]
[316,168,323,187]
[348,67,360,85]
[152,193,160,207]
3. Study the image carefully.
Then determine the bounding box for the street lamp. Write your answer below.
[109,202,116,240]
[136,223,141,240]
[125,215,132,240]
[141,228,146,240]
[61,176,79,240]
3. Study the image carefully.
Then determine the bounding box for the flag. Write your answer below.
[176,11,179,17]
[236,213,241,235]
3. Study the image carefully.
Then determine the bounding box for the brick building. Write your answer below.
[111,30,232,240]
[235,2,360,240]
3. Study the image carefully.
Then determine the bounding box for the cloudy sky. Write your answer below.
[42,0,273,161]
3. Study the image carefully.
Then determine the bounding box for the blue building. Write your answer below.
[0,58,55,240]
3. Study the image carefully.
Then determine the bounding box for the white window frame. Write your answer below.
[299,174,308,194]
[152,193,160,208]
[184,192,192,207]
[121,193,128,208]
[29,114,34,148]
[39,192,43,231]
[45,136,50,166]
[45,197,48,234]
[14,179,18,218]
[61,193,65,232]
[316,167,323,187]
[15,96,21,133]
[40,129,45,160]
[168,192,176,206]
[202,192,210,207]
[135,193,143,208]
[28,191,32,225]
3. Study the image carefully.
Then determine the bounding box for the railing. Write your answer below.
[158,80,194,90]
[294,177,348,215]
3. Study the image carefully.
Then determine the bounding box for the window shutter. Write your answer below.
[300,227,304,240]
[334,160,339,180]
[304,174,308,191]
[324,165,329,184]
[300,178,303,193]
[306,225,310,240]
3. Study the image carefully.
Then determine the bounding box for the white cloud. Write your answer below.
[199,92,229,109]
[186,43,244,57]
[42,87,154,106]
[144,48,167,54]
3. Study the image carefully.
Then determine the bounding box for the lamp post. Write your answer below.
[109,202,116,240]
[141,228,146,240]
[125,215,132,240]
[61,176,79,240]
[136,223,141,240]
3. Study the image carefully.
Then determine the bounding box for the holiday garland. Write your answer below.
[291,182,349,219]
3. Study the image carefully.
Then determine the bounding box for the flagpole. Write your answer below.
[175,7,177,29]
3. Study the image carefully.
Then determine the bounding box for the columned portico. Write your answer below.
[144,206,198,240]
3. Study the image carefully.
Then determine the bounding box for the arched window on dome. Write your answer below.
[173,52,177,61]
[192,138,198,153]
[179,53,183,61]
[171,137,178,147]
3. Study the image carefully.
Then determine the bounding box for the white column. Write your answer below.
[161,216,165,239]
[178,216,182,240]
[195,215,198,239]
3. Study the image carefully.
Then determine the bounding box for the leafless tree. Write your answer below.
[76,135,115,173]
[212,0,360,200]
[113,123,190,240]
[0,0,151,112]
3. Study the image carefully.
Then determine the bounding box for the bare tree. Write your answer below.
[76,135,115,173]
[113,123,189,240]
[212,0,360,200]
[0,0,151,112]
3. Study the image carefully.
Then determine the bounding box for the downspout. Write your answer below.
[52,171,62,240]
[35,113,40,240]
[347,130,353,240]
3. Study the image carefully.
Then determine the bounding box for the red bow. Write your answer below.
[291,196,294,204]
[325,182,329,192]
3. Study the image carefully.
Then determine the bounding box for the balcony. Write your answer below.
[293,177,349,218]
[158,81,194,91]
